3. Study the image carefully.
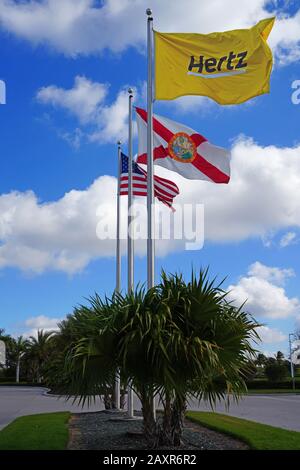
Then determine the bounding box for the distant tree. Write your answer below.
[0,329,11,343]
[266,356,276,365]
[276,351,285,363]
[27,330,54,382]
[255,353,267,367]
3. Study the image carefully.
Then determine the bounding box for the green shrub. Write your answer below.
[0,377,15,382]
[246,379,299,390]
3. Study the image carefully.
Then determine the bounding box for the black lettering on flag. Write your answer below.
[187,51,248,75]
[217,56,227,71]
[236,51,248,69]
[205,57,217,73]
[188,56,204,73]
[227,51,237,70]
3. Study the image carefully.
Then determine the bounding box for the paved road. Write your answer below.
[1,387,300,432]
[0,387,104,430]
[188,394,300,432]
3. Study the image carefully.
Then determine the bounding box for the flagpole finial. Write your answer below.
[128,88,133,96]
[146,8,152,17]
[117,140,122,146]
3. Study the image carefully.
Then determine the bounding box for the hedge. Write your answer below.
[246,379,300,390]
[0,377,44,386]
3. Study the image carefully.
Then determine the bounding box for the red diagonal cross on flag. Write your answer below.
[136,107,230,184]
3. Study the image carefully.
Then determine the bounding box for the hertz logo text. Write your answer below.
[187,51,248,77]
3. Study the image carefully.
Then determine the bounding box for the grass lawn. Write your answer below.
[0,412,70,450]
[186,411,300,450]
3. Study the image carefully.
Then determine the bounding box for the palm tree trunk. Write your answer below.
[111,381,117,409]
[159,392,186,446]
[160,391,173,446]
[140,386,157,447]
[171,395,186,446]
[37,361,42,383]
[103,388,113,409]
[120,389,126,409]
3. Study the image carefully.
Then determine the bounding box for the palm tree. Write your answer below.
[255,352,267,366]
[12,336,29,383]
[153,270,259,445]
[55,269,259,448]
[276,351,285,363]
[27,330,54,383]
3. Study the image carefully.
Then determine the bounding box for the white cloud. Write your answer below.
[255,325,287,359]
[23,315,61,337]
[248,261,294,285]
[59,128,84,149]
[37,77,137,144]
[1,137,300,273]
[280,231,297,247]
[261,350,277,358]
[89,87,136,144]
[0,0,299,65]
[166,95,213,115]
[228,262,300,319]
[0,177,181,274]
[194,137,300,243]
[37,76,108,124]
[261,231,275,248]
[269,10,300,65]
[0,177,118,274]
[257,325,287,344]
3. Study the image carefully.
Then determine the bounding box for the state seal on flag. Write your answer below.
[168,132,196,163]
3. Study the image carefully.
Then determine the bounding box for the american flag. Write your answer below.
[120,153,179,210]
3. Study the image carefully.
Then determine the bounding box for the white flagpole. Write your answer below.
[116,141,122,294]
[146,8,156,421]
[127,88,134,418]
[146,9,155,290]
[114,140,122,410]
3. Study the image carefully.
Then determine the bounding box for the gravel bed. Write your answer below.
[67,410,249,450]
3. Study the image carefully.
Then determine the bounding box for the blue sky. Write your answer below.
[0,0,300,356]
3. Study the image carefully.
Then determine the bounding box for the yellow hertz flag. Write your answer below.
[155,18,275,105]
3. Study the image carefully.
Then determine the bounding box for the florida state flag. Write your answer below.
[136,107,230,183]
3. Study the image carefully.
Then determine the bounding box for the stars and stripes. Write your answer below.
[120,153,179,210]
